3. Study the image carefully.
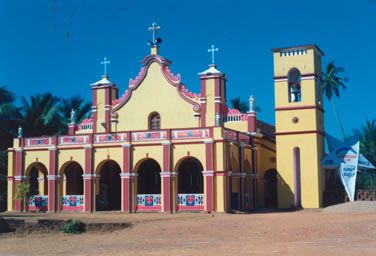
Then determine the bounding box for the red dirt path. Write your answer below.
[1,209,376,255]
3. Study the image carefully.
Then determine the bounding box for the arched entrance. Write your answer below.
[96,160,121,211]
[243,159,252,209]
[177,157,204,211]
[230,158,240,210]
[61,162,84,211]
[264,169,278,208]
[136,159,161,211]
[25,163,48,211]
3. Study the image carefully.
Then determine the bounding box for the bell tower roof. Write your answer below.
[91,74,114,87]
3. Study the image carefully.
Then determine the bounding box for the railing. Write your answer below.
[78,123,93,131]
[223,114,247,123]
[94,133,128,143]
[59,135,90,145]
[136,194,161,211]
[24,137,54,147]
[28,195,48,211]
[132,131,167,142]
[177,194,204,210]
[62,195,84,211]
[172,128,210,140]
[224,129,237,142]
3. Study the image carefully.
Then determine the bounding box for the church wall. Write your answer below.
[276,134,323,208]
[7,150,15,211]
[93,147,123,173]
[224,121,248,133]
[172,144,206,171]
[214,141,226,212]
[205,79,215,127]
[58,149,86,173]
[273,49,318,78]
[115,62,199,131]
[24,150,50,172]
[254,138,276,208]
[96,89,106,133]
[132,144,164,171]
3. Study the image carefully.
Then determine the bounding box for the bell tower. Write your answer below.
[273,45,325,208]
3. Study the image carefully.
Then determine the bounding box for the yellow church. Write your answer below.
[6,23,326,213]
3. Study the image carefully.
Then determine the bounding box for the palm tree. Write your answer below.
[321,61,348,139]
[20,93,65,137]
[230,97,249,113]
[0,86,20,149]
[60,95,92,124]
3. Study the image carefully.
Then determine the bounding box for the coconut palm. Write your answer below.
[321,61,348,139]
[60,95,92,124]
[230,97,248,113]
[0,86,20,149]
[20,93,65,137]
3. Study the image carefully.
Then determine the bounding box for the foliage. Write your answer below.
[0,151,7,211]
[357,170,376,189]
[60,95,92,124]
[60,219,86,234]
[16,182,30,200]
[353,119,376,165]
[0,86,21,150]
[20,93,66,137]
[321,61,348,139]
[230,97,249,113]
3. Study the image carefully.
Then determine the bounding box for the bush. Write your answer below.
[60,220,86,234]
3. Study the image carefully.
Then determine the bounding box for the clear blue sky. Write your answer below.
[1,0,375,137]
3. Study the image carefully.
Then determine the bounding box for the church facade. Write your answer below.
[6,25,326,213]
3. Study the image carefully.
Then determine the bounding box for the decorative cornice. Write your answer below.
[275,105,324,112]
[275,130,324,136]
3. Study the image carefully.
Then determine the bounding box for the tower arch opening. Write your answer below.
[288,68,302,103]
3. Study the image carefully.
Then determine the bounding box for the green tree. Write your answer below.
[354,119,376,165]
[60,95,92,125]
[321,61,348,139]
[20,93,65,137]
[230,97,249,113]
[0,86,20,149]
[16,182,30,212]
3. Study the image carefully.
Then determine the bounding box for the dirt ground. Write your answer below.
[1,205,376,255]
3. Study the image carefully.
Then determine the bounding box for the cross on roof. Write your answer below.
[148,22,160,45]
[101,57,110,75]
[208,45,219,65]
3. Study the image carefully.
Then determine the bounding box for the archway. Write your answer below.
[25,163,48,211]
[96,160,121,211]
[136,159,161,211]
[230,157,240,210]
[264,169,278,208]
[61,161,84,211]
[176,157,204,210]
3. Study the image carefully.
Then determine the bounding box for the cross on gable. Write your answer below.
[148,22,160,45]
[208,45,219,65]
[101,57,110,75]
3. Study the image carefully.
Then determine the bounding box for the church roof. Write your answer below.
[199,64,222,76]
[257,120,275,141]
[91,75,114,86]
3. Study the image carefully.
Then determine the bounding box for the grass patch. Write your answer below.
[59,219,86,234]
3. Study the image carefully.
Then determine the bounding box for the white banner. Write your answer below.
[338,141,360,202]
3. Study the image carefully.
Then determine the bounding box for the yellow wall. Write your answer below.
[96,89,106,133]
[115,62,199,131]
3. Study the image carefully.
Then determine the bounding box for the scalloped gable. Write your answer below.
[112,54,202,131]
[112,55,200,111]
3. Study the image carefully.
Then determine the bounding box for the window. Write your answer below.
[288,68,302,102]
[149,112,160,130]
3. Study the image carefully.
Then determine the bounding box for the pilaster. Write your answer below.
[204,139,214,212]
[83,145,93,212]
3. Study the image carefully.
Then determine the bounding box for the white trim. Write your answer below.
[47,175,62,180]
[161,141,172,145]
[15,148,23,152]
[14,175,28,181]
[48,147,57,151]
[120,173,138,178]
[82,174,100,179]
[83,145,93,150]
[160,172,177,177]
[274,78,288,82]
[121,143,131,148]
[202,170,214,177]
[203,139,214,144]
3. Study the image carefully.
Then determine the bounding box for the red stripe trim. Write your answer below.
[275,105,324,112]
[275,130,324,136]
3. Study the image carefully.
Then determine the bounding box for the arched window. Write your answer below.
[149,112,160,130]
[288,68,302,102]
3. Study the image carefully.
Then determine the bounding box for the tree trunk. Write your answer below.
[331,98,346,140]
